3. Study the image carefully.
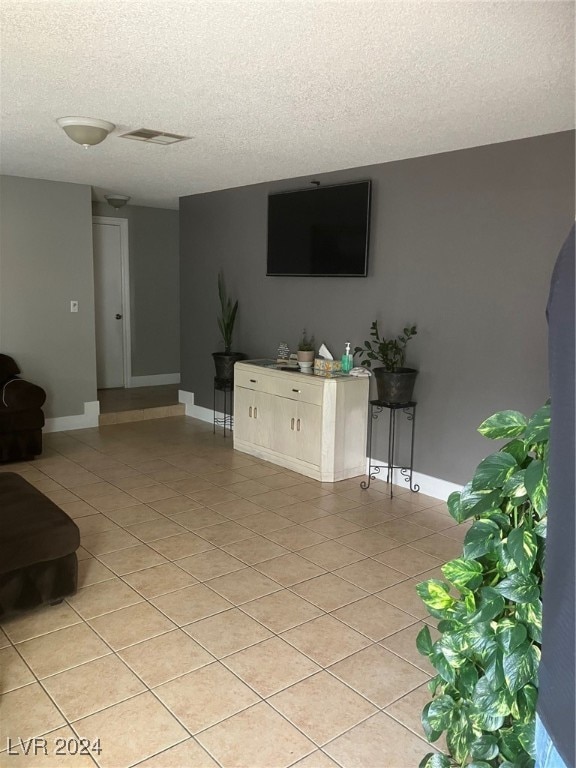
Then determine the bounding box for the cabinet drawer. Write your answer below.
[267,377,323,405]
[235,369,269,392]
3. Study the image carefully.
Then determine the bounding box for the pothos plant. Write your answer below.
[416,403,550,768]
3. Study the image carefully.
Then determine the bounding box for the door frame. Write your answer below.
[92,216,132,388]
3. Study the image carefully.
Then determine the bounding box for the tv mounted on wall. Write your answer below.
[266,180,371,277]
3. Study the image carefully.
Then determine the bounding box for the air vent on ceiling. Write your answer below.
[120,128,190,145]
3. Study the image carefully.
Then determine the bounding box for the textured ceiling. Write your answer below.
[0,0,574,209]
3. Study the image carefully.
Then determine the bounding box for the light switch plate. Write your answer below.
[70,300,79,313]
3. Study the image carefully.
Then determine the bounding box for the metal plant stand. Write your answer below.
[213,378,234,437]
[361,400,419,497]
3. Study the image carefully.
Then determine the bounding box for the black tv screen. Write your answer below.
[267,180,371,277]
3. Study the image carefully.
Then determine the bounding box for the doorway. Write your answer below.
[92,216,131,390]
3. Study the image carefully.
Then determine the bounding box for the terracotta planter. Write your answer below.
[296,350,315,369]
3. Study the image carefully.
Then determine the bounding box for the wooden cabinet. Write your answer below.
[234,361,369,482]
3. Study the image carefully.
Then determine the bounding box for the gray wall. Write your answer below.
[92,203,180,377]
[180,131,575,485]
[0,175,97,418]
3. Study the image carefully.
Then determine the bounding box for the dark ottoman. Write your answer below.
[0,472,80,617]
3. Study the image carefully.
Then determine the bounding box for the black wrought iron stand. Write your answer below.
[361,400,419,497]
[213,377,234,437]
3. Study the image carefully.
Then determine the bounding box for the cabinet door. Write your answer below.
[235,387,274,449]
[272,397,321,467]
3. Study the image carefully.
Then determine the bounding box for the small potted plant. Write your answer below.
[212,271,244,381]
[354,322,418,403]
[296,329,315,369]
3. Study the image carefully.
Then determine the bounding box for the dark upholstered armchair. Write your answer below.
[0,354,46,462]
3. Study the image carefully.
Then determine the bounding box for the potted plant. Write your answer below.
[354,322,418,403]
[416,403,549,767]
[212,271,244,381]
[297,329,315,369]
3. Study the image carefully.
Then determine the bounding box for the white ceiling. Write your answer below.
[0,1,574,210]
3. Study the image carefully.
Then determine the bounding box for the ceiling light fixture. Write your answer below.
[105,194,131,210]
[56,116,115,148]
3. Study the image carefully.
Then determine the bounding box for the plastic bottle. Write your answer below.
[341,342,353,373]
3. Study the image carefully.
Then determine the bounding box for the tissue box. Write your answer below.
[314,358,342,375]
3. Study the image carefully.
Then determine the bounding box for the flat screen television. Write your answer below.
[266,180,371,277]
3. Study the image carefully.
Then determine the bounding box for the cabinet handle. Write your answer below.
[292,388,301,393]
[291,417,295,430]
[249,406,252,418]
[297,418,301,431]
[254,407,258,418]
[250,379,257,383]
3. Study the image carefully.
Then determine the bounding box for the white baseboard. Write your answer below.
[129,373,180,388]
[366,458,462,501]
[44,401,100,433]
[178,389,229,427]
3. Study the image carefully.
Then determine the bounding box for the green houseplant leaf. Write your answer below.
[416,406,548,766]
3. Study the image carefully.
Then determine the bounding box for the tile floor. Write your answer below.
[0,415,465,768]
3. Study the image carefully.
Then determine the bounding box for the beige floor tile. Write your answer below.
[176,549,243,581]
[298,541,365,571]
[0,647,35,693]
[266,525,328,551]
[335,530,400,556]
[241,590,323,633]
[128,484,180,503]
[45,488,80,505]
[164,477,215,494]
[0,627,9,648]
[437,522,470,543]
[249,490,297,511]
[1,725,97,766]
[67,578,143,619]
[370,519,435,544]
[302,516,362,539]
[292,574,368,612]
[281,615,370,667]
[16,623,110,679]
[41,654,145,721]
[372,544,444,576]
[222,535,289,565]
[406,507,456,531]
[328,644,428,708]
[337,505,396,527]
[58,500,99,519]
[211,497,277,520]
[196,520,254,547]
[170,507,227,531]
[278,501,331,524]
[148,532,214,560]
[76,545,91,560]
[89,602,175,650]
[207,568,281,605]
[78,558,115,587]
[145,468,193,483]
[310,496,362,515]
[202,469,252,487]
[112,474,158,491]
[126,518,186,543]
[223,636,320,697]
[148,495,202,515]
[101,504,161,527]
[81,529,141,556]
[119,629,213,687]
[324,711,430,767]
[155,662,259,733]
[376,578,429,619]
[332,595,417,641]
[73,691,188,768]
[76,514,121,538]
[89,491,142,513]
[380,622,439,675]
[187,487,241,507]
[196,701,315,768]
[183,608,272,658]
[153,583,233,624]
[334,559,405,592]
[0,683,65,743]
[135,738,219,768]
[1,602,81,644]
[238,510,294,534]
[270,670,376,746]
[73,482,120,500]
[283,483,332,502]
[256,473,301,490]
[122,562,197,598]
[236,464,281,480]
[408,533,462,561]
[99,545,168,575]
[290,751,342,768]
[385,682,441,744]
[254,553,326,586]
[227,478,270,498]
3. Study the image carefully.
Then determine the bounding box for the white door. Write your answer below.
[93,219,129,388]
